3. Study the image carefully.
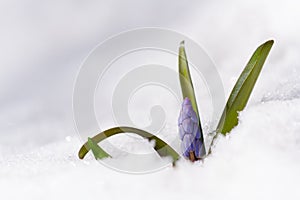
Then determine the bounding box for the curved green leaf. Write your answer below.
[178,41,206,157]
[217,40,274,135]
[78,126,180,164]
[87,137,111,159]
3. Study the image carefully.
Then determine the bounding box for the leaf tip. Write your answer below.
[78,146,86,159]
[263,39,274,47]
[78,152,84,159]
[180,40,185,47]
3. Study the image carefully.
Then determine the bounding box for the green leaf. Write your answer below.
[78,126,180,165]
[179,41,200,117]
[217,40,274,135]
[178,41,206,156]
[87,137,111,159]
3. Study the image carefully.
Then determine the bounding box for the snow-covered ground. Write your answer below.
[1,0,300,199]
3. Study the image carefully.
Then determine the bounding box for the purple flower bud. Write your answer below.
[194,138,205,158]
[181,134,194,157]
[178,97,204,159]
[178,125,185,140]
[182,118,194,134]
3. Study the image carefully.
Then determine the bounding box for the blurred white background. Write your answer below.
[0,1,300,199]
[1,0,299,150]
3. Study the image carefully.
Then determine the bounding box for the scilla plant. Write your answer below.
[78,40,273,164]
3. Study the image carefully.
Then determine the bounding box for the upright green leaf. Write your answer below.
[217,40,274,135]
[179,41,200,116]
[178,41,206,156]
[87,137,111,159]
[79,126,180,164]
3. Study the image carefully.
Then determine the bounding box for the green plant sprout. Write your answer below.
[78,127,180,164]
[217,40,274,134]
[78,40,273,164]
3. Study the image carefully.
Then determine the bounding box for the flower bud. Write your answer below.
[178,97,204,160]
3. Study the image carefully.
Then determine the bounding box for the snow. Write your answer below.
[2,97,300,199]
[1,0,300,199]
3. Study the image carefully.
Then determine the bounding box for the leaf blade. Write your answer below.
[178,41,206,157]
[78,126,180,164]
[217,40,274,135]
[87,137,111,160]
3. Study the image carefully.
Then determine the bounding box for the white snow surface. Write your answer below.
[1,0,300,199]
